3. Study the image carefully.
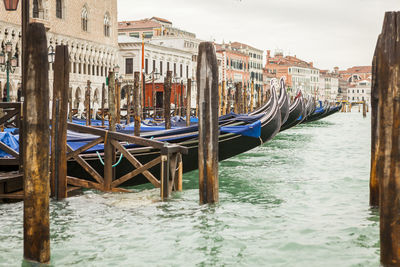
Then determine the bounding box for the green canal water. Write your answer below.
[0,112,378,266]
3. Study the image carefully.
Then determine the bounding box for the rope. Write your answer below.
[96,151,123,168]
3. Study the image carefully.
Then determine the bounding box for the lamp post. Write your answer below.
[3,0,19,10]
[0,41,18,102]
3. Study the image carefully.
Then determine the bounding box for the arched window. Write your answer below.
[81,6,88,32]
[104,13,111,37]
[56,0,63,19]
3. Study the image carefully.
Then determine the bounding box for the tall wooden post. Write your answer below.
[186,78,191,126]
[250,80,254,112]
[197,42,219,204]
[126,84,131,124]
[50,45,69,200]
[372,12,400,266]
[218,83,222,116]
[23,23,50,264]
[243,84,248,114]
[258,86,262,107]
[174,93,177,116]
[164,71,172,129]
[85,80,91,126]
[363,101,366,118]
[234,82,241,114]
[133,72,141,136]
[116,81,121,124]
[104,72,116,191]
[180,81,184,117]
[101,83,105,126]
[222,81,227,115]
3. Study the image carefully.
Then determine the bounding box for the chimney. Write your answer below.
[309,62,313,68]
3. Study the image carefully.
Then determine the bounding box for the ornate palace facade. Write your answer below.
[0,0,118,113]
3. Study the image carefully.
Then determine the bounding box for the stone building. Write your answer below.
[319,70,339,101]
[339,66,371,84]
[0,0,118,115]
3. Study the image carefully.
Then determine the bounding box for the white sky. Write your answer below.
[118,0,399,70]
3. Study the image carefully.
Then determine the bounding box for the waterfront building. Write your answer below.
[118,35,193,109]
[339,66,371,84]
[264,50,319,97]
[319,70,339,101]
[347,79,371,104]
[216,42,250,100]
[0,0,118,113]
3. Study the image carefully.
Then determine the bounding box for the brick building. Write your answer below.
[0,0,118,114]
[339,66,371,84]
[264,50,319,96]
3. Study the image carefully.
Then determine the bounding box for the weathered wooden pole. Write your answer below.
[126,84,131,124]
[104,71,116,191]
[50,45,70,200]
[197,42,219,204]
[363,101,367,118]
[116,80,121,124]
[250,80,254,112]
[133,72,141,136]
[186,78,192,126]
[180,81,184,117]
[218,83,222,116]
[222,81,227,115]
[68,87,72,122]
[358,103,361,112]
[372,12,400,266]
[101,83,105,126]
[85,80,91,126]
[164,71,172,129]
[258,87,262,107]
[244,84,248,114]
[370,47,379,208]
[23,23,50,264]
[234,82,241,114]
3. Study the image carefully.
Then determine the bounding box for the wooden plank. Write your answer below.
[111,156,161,188]
[23,23,50,264]
[197,42,219,204]
[67,144,104,185]
[372,12,400,266]
[168,153,178,194]
[66,137,103,160]
[0,192,24,199]
[67,176,103,191]
[111,139,160,188]
[0,141,19,158]
[67,122,106,137]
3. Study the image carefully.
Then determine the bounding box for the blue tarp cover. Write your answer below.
[0,132,19,157]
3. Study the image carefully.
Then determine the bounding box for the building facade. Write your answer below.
[264,50,319,97]
[319,70,339,101]
[339,66,371,84]
[0,0,118,114]
[347,80,371,103]
[118,35,193,108]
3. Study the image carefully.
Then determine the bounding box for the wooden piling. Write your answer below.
[250,80,254,112]
[164,71,172,129]
[50,45,70,200]
[222,81,227,115]
[23,23,50,264]
[85,80,91,126]
[126,84,131,124]
[244,84,248,114]
[101,83,105,126]
[133,72,141,136]
[186,78,191,126]
[68,87,72,122]
[363,101,366,118]
[372,11,400,266]
[218,83,222,116]
[235,82,242,114]
[258,87,262,108]
[116,81,121,124]
[180,81,184,117]
[104,72,116,191]
[197,42,219,204]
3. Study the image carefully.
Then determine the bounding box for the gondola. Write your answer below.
[279,92,304,132]
[67,85,282,186]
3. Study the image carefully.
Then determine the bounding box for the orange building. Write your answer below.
[338,66,371,84]
[264,50,319,96]
[139,82,185,109]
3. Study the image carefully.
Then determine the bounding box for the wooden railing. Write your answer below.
[53,122,188,200]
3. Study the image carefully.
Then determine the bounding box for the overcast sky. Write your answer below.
[118,0,399,70]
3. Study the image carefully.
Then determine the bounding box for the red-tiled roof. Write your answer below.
[339,66,371,74]
[151,17,172,24]
[118,19,161,30]
[230,42,262,52]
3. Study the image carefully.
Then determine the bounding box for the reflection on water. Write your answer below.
[0,113,379,266]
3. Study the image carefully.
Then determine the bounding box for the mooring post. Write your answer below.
[133,72,141,136]
[218,83,222,116]
[372,11,400,266]
[244,84,248,114]
[186,78,192,126]
[101,83,105,126]
[85,80,91,126]
[250,80,254,112]
[363,101,367,118]
[358,103,361,112]
[164,71,172,129]
[104,71,116,191]
[160,144,169,200]
[116,80,121,124]
[68,87,72,122]
[197,42,219,204]
[50,45,69,200]
[173,93,177,116]
[126,84,131,125]
[234,82,240,114]
[23,23,50,264]
[180,81,184,117]
[222,81,227,115]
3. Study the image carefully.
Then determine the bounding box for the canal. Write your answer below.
[0,111,378,266]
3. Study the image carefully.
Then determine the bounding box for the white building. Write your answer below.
[347,80,371,104]
[118,35,194,106]
[318,72,339,101]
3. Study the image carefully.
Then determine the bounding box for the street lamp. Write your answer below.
[48,45,55,64]
[0,41,18,102]
[3,0,19,10]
